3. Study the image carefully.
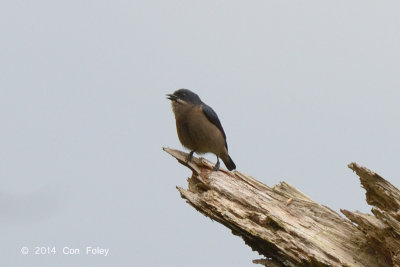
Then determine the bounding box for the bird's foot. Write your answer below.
[186,150,195,164]
[213,157,220,171]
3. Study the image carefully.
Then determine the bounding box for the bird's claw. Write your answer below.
[213,157,220,171]
[186,150,195,164]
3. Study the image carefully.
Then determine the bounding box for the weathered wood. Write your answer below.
[342,163,400,267]
[164,147,400,267]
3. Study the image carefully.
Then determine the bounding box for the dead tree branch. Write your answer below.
[164,147,400,267]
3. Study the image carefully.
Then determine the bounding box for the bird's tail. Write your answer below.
[221,154,236,171]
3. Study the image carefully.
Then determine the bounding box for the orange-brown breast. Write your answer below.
[171,102,227,157]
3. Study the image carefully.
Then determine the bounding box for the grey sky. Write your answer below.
[1,1,400,266]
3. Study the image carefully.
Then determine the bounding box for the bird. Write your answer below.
[167,89,236,171]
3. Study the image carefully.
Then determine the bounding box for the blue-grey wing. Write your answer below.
[202,104,228,148]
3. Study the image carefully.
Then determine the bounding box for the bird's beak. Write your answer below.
[166,94,177,101]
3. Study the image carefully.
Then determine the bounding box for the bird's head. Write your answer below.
[166,89,202,105]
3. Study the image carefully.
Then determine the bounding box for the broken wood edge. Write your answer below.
[347,162,400,212]
[165,148,400,266]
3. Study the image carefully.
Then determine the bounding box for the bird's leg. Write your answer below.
[186,150,195,163]
[213,156,220,171]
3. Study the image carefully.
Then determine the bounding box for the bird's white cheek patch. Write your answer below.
[176,99,188,105]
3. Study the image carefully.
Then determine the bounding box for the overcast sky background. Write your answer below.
[1,1,400,266]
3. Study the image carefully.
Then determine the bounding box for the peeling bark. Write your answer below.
[164,148,400,267]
